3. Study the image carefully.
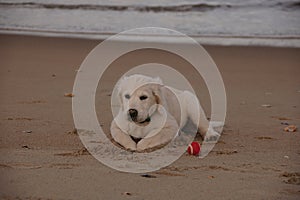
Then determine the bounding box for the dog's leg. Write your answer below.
[185,91,220,142]
[137,116,178,152]
[110,120,137,151]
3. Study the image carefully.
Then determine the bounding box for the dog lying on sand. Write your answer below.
[111,74,220,152]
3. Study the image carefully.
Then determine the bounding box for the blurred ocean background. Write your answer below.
[0,0,300,46]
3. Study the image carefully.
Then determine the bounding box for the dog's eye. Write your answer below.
[139,95,148,100]
[124,94,130,99]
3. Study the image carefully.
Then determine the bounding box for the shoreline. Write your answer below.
[1,29,300,48]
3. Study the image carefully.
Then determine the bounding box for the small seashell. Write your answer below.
[122,192,132,196]
[22,130,32,133]
[284,125,297,132]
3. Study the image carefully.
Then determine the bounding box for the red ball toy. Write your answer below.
[187,141,201,156]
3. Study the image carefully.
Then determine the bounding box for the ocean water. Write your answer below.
[0,0,300,47]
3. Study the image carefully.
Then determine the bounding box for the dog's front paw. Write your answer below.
[124,142,137,151]
[136,139,151,152]
[204,128,220,143]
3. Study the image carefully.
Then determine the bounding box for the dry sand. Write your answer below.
[0,34,299,199]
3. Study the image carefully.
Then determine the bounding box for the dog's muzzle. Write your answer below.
[128,109,138,121]
[128,108,151,124]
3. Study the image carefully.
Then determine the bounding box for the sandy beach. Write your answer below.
[0,34,299,199]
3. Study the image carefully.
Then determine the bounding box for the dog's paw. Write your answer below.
[209,121,224,133]
[136,142,147,152]
[124,142,137,151]
[204,128,220,143]
[136,139,151,152]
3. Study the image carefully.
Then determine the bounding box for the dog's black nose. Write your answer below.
[128,109,138,120]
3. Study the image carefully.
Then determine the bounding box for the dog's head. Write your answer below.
[117,74,163,125]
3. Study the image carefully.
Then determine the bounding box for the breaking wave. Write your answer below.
[0,2,232,12]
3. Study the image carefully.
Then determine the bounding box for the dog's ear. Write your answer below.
[118,93,124,110]
[152,91,160,104]
[152,84,162,105]
[116,77,126,110]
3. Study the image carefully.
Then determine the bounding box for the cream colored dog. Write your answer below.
[111,74,219,152]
